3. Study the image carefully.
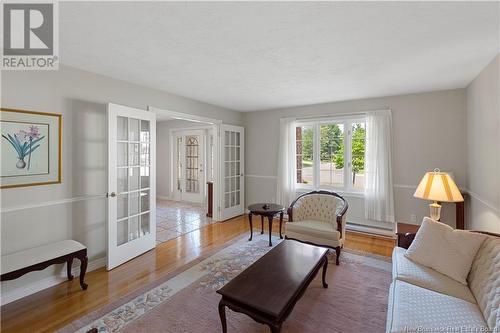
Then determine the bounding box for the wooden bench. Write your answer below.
[1,240,88,290]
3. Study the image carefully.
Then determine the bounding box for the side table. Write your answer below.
[248,203,285,246]
[395,222,419,249]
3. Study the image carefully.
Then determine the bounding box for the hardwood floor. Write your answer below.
[0,215,395,333]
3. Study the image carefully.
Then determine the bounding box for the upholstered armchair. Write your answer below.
[285,190,348,265]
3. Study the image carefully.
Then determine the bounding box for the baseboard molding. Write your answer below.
[0,256,106,306]
[156,195,171,201]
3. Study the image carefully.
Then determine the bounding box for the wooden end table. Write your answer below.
[248,203,285,246]
[217,241,329,333]
[395,222,420,249]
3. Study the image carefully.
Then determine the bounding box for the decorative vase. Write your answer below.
[16,158,26,169]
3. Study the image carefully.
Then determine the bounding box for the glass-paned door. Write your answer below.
[107,103,156,270]
[172,130,205,203]
[220,124,244,220]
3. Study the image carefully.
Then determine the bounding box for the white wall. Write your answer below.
[0,65,242,303]
[465,54,500,233]
[156,119,213,200]
[2,57,497,304]
[244,89,467,229]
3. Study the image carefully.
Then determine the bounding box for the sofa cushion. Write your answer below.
[392,247,476,303]
[467,235,500,331]
[405,217,486,284]
[285,220,340,240]
[386,280,488,333]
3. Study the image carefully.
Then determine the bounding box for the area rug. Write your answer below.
[59,235,392,333]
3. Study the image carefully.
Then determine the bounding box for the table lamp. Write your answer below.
[414,168,464,221]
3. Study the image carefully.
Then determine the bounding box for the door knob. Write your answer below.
[107,192,116,198]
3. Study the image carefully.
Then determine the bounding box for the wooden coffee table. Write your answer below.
[216,240,329,333]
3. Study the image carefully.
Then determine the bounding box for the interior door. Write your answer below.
[181,131,205,203]
[107,103,156,270]
[220,125,244,220]
[172,130,205,203]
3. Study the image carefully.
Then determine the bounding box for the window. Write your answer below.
[295,117,366,192]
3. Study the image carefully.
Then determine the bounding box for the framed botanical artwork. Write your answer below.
[1,108,62,189]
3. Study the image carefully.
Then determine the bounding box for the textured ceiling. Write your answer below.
[60,2,499,111]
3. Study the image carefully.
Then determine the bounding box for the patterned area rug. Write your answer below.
[59,235,392,333]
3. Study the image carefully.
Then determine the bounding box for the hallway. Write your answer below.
[156,199,215,244]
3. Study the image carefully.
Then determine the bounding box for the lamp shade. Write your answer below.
[414,169,464,202]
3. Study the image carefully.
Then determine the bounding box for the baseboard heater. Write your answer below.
[346,222,395,238]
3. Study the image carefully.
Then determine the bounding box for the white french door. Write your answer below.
[107,103,156,270]
[219,125,244,220]
[172,130,206,203]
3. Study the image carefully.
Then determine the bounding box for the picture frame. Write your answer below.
[1,108,62,189]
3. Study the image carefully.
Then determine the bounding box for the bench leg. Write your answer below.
[67,258,74,280]
[79,255,88,290]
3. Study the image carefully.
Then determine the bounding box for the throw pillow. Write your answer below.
[405,217,486,285]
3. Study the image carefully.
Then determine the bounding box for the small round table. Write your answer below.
[247,203,285,246]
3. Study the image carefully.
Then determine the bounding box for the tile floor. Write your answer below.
[156,199,215,244]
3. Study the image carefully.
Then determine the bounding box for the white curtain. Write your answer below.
[277,117,297,207]
[364,110,395,223]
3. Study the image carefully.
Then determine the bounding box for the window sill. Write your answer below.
[295,187,365,198]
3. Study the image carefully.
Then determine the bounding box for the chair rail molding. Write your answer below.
[465,189,500,213]
[393,184,417,189]
[1,194,106,213]
[245,174,278,179]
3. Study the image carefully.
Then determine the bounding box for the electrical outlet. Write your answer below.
[410,214,417,223]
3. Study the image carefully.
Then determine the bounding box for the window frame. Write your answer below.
[295,116,366,195]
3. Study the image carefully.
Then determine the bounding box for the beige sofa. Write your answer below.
[386,233,500,333]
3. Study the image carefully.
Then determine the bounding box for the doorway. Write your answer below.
[150,106,245,244]
[155,118,215,244]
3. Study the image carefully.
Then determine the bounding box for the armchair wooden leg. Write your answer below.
[335,246,341,266]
